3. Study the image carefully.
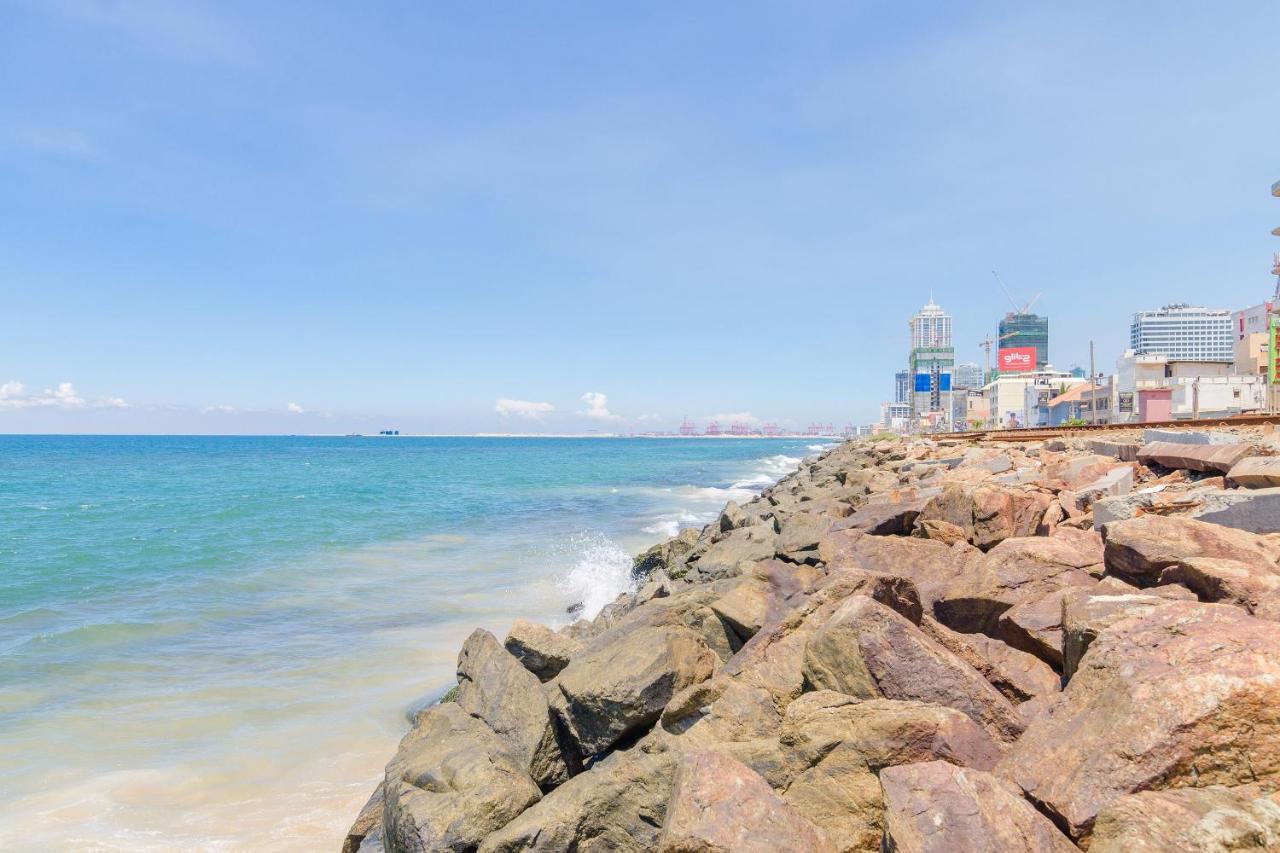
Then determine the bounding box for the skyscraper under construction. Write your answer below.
[998,312,1049,370]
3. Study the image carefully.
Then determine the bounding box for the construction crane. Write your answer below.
[992,270,1043,316]
[979,331,1018,384]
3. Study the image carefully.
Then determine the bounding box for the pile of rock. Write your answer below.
[345,427,1280,852]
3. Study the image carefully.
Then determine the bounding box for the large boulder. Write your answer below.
[802,596,1023,744]
[1102,516,1279,584]
[880,761,1077,853]
[455,629,574,787]
[933,533,1102,635]
[999,601,1280,842]
[818,530,982,613]
[1137,440,1252,474]
[1226,456,1280,488]
[779,692,1004,850]
[550,625,717,756]
[479,744,677,852]
[1158,557,1280,615]
[920,617,1059,703]
[1059,590,1167,681]
[691,526,779,579]
[1089,786,1280,852]
[504,619,581,682]
[382,702,541,853]
[658,750,834,853]
[835,500,925,536]
[775,511,836,562]
[633,527,700,581]
[916,484,1052,551]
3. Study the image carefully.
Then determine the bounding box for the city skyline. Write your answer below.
[2,3,1277,433]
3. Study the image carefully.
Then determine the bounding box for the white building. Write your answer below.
[908,298,955,430]
[1129,304,1233,363]
[981,368,1085,429]
[953,362,983,390]
[909,298,952,349]
[1112,349,1265,423]
[880,402,912,431]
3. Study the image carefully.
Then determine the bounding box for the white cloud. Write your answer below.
[287,402,305,414]
[578,391,621,420]
[0,380,100,409]
[97,396,130,408]
[705,411,761,426]
[635,412,662,422]
[201,404,236,414]
[496,398,554,419]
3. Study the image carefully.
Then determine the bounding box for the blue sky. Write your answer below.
[2,1,1276,433]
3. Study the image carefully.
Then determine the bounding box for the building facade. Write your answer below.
[908,299,954,429]
[894,370,909,404]
[953,362,983,390]
[998,313,1049,370]
[1129,305,1233,363]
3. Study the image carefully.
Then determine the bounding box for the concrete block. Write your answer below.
[1137,441,1252,474]
[1194,487,1280,534]
[1141,429,1236,445]
[1086,439,1141,462]
[1078,466,1134,501]
[1226,456,1280,489]
[1094,487,1280,534]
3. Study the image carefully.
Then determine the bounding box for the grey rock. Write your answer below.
[504,619,581,682]
[1087,439,1141,462]
[1142,428,1238,445]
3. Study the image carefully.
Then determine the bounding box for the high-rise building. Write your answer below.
[953,362,982,390]
[998,312,1049,370]
[894,370,909,404]
[1129,305,1233,363]
[908,298,955,428]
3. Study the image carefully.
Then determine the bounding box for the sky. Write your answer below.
[1,1,1277,434]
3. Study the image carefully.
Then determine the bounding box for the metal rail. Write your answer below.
[948,413,1280,443]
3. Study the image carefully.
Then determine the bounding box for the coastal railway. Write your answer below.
[948,412,1280,443]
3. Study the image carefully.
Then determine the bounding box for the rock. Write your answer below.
[920,617,1059,702]
[1195,487,1280,534]
[917,484,1052,551]
[995,586,1086,670]
[999,601,1280,841]
[1087,439,1141,462]
[691,526,779,578]
[836,501,925,536]
[1070,466,1134,511]
[718,500,750,532]
[383,702,541,853]
[1137,440,1252,474]
[779,692,1004,850]
[915,519,968,545]
[979,453,1014,474]
[802,595,1024,743]
[504,619,581,682]
[1158,557,1280,615]
[1059,590,1168,681]
[658,750,834,853]
[479,744,676,852]
[880,761,1077,853]
[818,529,983,613]
[634,528,700,581]
[456,629,574,787]
[1142,428,1237,445]
[1089,786,1280,852]
[707,577,770,642]
[1102,516,1278,584]
[1227,456,1280,488]
[932,533,1102,635]
[342,782,384,853]
[775,511,834,561]
[551,625,717,755]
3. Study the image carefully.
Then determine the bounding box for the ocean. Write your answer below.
[0,435,829,851]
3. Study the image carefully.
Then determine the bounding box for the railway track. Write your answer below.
[948,413,1280,443]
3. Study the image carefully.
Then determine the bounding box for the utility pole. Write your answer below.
[1089,340,1096,425]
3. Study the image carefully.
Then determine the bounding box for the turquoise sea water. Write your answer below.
[0,435,826,851]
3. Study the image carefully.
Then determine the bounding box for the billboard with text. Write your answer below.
[998,346,1036,373]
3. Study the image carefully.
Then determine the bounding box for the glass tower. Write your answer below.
[998,313,1049,370]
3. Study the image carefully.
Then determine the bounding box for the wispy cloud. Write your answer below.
[10,124,98,159]
[705,411,760,426]
[578,391,620,420]
[286,402,305,414]
[0,380,127,409]
[495,398,554,419]
[201,404,236,414]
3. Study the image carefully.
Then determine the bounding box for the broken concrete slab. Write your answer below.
[1093,487,1280,535]
[1194,488,1280,535]
[1137,441,1251,474]
[1086,439,1140,462]
[1142,428,1239,445]
[1226,456,1280,489]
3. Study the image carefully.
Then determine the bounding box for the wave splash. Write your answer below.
[554,532,636,620]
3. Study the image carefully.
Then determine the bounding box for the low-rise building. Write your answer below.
[980,368,1085,429]
[1113,349,1265,422]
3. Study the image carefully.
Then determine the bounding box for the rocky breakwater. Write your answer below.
[345,428,1280,852]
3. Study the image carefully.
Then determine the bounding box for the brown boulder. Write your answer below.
[818,529,982,613]
[999,601,1280,841]
[658,750,834,853]
[779,692,1005,851]
[917,484,1052,551]
[551,625,717,755]
[1158,557,1280,615]
[920,617,1059,702]
[1059,590,1167,681]
[802,595,1024,743]
[835,500,925,536]
[1137,440,1252,474]
[456,629,575,786]
[504,619,581,682]
[880,760,1077,852]
[1090,786,1280,852]
[383,702,541,853]
[1102,516,1279,584]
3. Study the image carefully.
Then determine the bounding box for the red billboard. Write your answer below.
[998,346,1036,372]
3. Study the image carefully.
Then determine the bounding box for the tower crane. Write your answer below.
[991,270,1043,316]
[979,331,1018,384]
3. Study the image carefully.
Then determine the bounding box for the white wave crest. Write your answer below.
[555,533,635,620]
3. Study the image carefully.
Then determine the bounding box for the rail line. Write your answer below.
[947,412,1280,443]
